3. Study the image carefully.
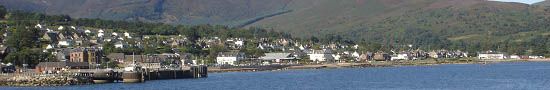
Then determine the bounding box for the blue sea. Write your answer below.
[2,62,550,90]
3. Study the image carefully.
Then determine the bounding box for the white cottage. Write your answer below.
[216,51,245,65]
[478,51,507,60]
[308,49,334,62]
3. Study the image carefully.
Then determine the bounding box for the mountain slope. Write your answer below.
[247,0,489,37]
[0,0,292,25]
[1,0,548,41]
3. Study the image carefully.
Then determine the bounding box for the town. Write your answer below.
[0,9,548,86]
[0,23,547,74]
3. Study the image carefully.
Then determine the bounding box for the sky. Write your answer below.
[490,0,545,4]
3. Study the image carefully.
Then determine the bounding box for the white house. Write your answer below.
[510,55,521,59]
[260,53,296,63]
[216,51,245,65]
[308,49,334,62]
[115,41,127,48]
[112,32,118,36]
[98,29,104,33]
[58,26,64,30]
[124,32,132,38]
[235,40,244,47]
[352,51,360,58]
[58,39,72,47]
[392,53,411,60]
[97,32,104,37]
[46,44,54,49]
[332,54,342,61]
[478,51,507,60]
[35,24,43,28]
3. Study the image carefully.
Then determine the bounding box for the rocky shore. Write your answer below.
[0,75,92,86]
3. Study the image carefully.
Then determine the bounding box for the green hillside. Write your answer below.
[0,0,292,25]
[0,0,548,55]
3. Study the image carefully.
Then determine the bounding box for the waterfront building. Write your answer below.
[260,53,297,63]
[307,49,334,62]
[359,52,373,61]
[69,48,103,65]
[373,52,391,61]
[107,53,126,63]
[392,52,412,60]
[478,51,508,60]
[510,55,521,59]
[216,51,246,65]
[35,62,89,73]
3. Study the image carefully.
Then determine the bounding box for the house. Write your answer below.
[478,51,507,60]
[57,39,72,47]
[529,56,545,59]
[373,52,391,61]
[97,32,105,37]
[69,48,103,65]
[177,53,193,65]
[115,41,127,48]
[216,51,246,65]
[35,24,43,29]
[392,52,412,60]
[107,53,126,63]
[308,49,335,62]
[351,51,361,59]
[58,26,64,30]
[41,32,59,43]
[35,62,89,73]
[124,32,132,38]
[359,52,374,61]
[510,55,521,59]
[117,53,187,68]
[46,44,55,49]
[428,51,441,58]
[260,53,297,63]
[0,46,8,61]
[53,48,71,61]
[157,53,182,65]
[84,30,91,34]
[333,54,342,61]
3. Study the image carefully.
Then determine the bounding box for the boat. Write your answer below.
[122,54,144,83]
[92,70,115,84]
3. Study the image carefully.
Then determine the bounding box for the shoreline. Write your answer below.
[208,59,549,73]
[1,59,547,87]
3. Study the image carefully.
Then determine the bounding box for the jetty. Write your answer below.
[89,65,208,83]
[0,65,207,86]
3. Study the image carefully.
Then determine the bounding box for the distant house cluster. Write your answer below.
[0,23,547,72]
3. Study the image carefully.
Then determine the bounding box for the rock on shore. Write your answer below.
[0,75,92,86]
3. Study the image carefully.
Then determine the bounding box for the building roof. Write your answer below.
[36,62,89,67]
[0,46,7,52]
[260,53,294,60]
[217,51,244,57]
[107,53,125,60]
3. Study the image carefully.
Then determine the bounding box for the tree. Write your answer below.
[102,41,117,55]
[143,46,159,54]
[241,48,265,58]
[100,59,119,68]
[0,6,6,19]
[3,49,52,67]
[6,26,40,51]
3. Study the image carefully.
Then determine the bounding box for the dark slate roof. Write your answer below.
[36,62,89,67]
[217,51,244,57]
[107,53,125,60]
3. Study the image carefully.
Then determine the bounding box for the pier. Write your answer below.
[0,66,207,86]
[90,65,208,83]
